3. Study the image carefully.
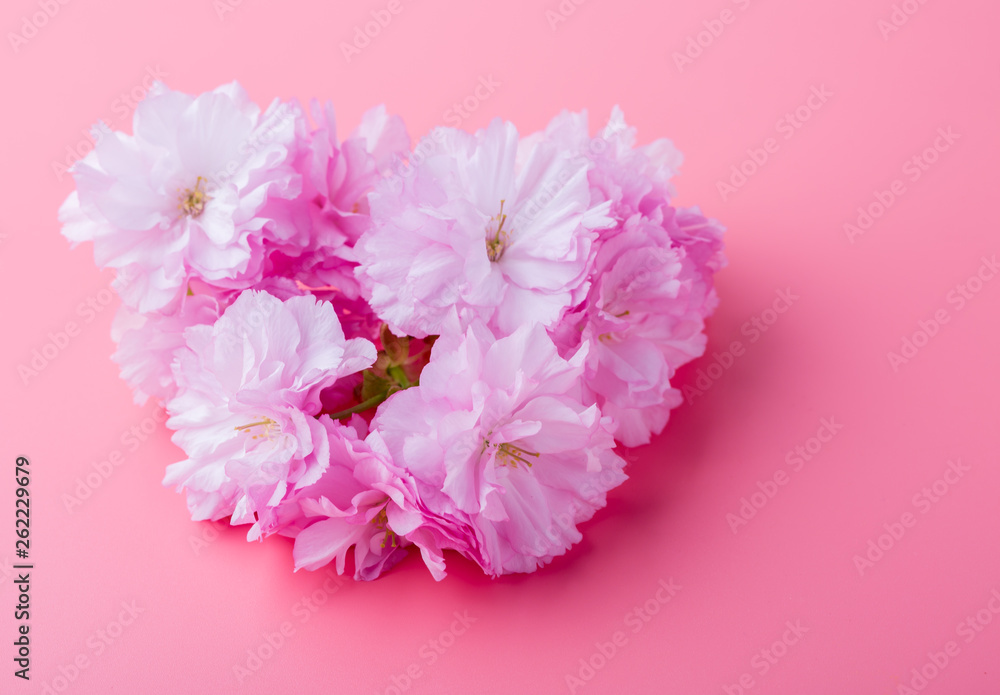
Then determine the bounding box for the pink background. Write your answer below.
[1,0,998,692]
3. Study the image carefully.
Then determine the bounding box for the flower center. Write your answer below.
[484,438,540,469]
[373,507,398,549]
[179,176,210,218]
[234,417,280,441]
[598,311,631,343]
[485,200,511,262]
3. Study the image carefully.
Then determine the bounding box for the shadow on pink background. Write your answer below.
[1,0,998,693]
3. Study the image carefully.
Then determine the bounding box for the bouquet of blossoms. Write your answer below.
[59,82,725,580]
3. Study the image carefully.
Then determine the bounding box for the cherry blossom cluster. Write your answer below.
[60,82,725,580]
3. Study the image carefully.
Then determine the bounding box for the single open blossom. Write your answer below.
[59,82,303,313]
[565,214,721,446]
[288,424,458,581]
[373,322,627,576]
[541,108,726,445]
[163,291,376,526]
[356,118,612,338]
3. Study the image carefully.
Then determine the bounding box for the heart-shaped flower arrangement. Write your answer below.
[60,82,725,580]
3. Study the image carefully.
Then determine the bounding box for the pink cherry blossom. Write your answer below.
[263,102,410,301]
[59,82,303,313]
[541,108,727,445]
[57,84,726,582]
[574,214,715,446]
[289,424,458,581]
[373,321,626,576]
[163,291,376,525]
[538,106,682,224]
[356,118,612,338]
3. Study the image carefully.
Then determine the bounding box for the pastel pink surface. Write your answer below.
[1,0,998,693]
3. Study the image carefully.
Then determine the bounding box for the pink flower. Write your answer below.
[289,425,456,581]
[264,102,410,300]
[571,214,711,446]
[541,108,726,445]
[356,118,612,338]
[59,82,303,313]
[111,293,221,405]
[58,83,727,582]
[304,102,408,235]
[373,322,626,576]
[539,106,682,223]
[163,291,376,526]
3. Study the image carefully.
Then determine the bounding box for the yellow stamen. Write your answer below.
[486,200,511,262]
[373,507,398,549]
[179,176,210,218]
[234,417,279,440]
[484,438,540,469]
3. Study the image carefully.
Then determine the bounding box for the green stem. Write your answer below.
[386,365,410,389]
[327,391,391,420]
